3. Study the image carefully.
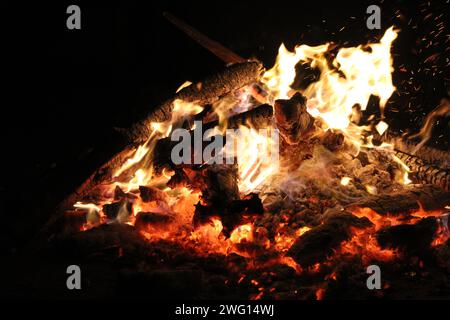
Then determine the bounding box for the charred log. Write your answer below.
[125,61,265,144]
[393,150,450,192]
[139,186,168,203]
[376,217,438,256]
[167,164,242,234]
[287,212,372,267]
[194,193,264,237]
[103,201,133,221]
[134,212,174,230]
[114,185,138,201]
[347,184,450,215]
[274,93,315,145]
[387,134,450,169]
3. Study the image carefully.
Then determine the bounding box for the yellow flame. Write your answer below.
[223,126,279,194]
[392,154,412,185]
[375,121,389,135]
[262,43,329,100]
[176,81,193,93]
[114,144,151,178]
[340,176,352,186]
[113,99,203,192]
[262,27,398,146]
[74,202,101,212]
[230,223,254,244]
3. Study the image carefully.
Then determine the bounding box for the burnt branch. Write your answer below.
[124,61,265,144]
[347,184,450,215]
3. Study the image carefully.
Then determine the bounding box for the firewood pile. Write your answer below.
[39,28,450,300]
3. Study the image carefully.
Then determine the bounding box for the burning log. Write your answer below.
[139,186,167,203]
[125,61,265,144]
[134,212,174,230]
[376,217,438,256]
[287,211,372,267]
[189,163,263,236]
[165,163,264,237]
[393,150,450,192]
[347,185,450,215]
[387,130,450,170]
[114,185,138,201]
[103,201,133,221]
[194,193,264,237]
[152,104,274,169]
[274,93,315,145]
[218,103,273,129]
[59,210,87,234]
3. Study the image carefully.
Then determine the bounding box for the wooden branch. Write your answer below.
[388,136,450,169]
[124,61,265,144]
[163,12,246,65]
[346,184,450,215]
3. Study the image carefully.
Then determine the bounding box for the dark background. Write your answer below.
[2,0,448,259]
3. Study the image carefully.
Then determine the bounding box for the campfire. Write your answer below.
[44,18,450,300]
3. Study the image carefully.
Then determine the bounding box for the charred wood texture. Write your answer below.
[134,212,174,230]
[125,61,265,144]
[320,129,345,152]
[114,185,138,201]
[274,93,315,145]
[393,150,450,192]
[166,164,240,204]
[178,164,262,236]
[139,186,168,203]
[376,217,438,256]
[388,135,450,169]
[218,103,273,129]
[194,193,264,237]
[287,212,372,267]
[347,185,450,215]
[103,201,133,220]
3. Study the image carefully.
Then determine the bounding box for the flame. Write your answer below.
[315,288,326,300]
[375,121,389,135]
[176,80,193,93]
[262,43,329,100]
[113,98,204,193]
[391,154,412,185]
[340,228,397,264]
[74,201,101,212]
[199,115,280,195]
[408,97,450,153]
[74,201,102,230]
[262,27,398,151]
[230,223,254,244]
[340,176,352,186]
